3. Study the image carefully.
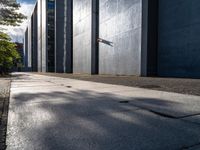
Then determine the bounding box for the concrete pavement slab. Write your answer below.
[36,73,200,118]
[186,145,200,150]
[182,115,200,125]
[6,73,200,150]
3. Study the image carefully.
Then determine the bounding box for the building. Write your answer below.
[23,28,29,70]
[37,0,55,72]
[31,3,38,72]
[24,0,200,78]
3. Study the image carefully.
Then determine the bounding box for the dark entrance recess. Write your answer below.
[66,0,73,73]
[47,0,55,72]
[147,0,159,76]
[91,0,99,75]
[64,0,73,73]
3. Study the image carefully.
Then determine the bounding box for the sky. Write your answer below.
[0,0,36,43]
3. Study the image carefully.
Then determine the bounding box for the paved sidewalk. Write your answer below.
[36,72,200,96]
[0,78,10,150]
[7,73,200,150]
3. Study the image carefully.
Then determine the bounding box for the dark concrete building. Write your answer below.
[23,28,28,70]
[37,0,55,72]
[157,0,200,78]
[24,0,200,78]
[55,0,73,73]
[31,3,38,72]
[35,0,73,73]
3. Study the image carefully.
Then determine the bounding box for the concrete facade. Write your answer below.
[23,25,32,71]
[23,0,200,78]
[157,0,200,78]
[31,4,38,72]
[99,0,142,75]
[27,21,32,70]
[37,0,55,72]
[55,0,73,73]
[72,0,143,75]
[23,28,28,69]
[37,0,42,72]
[41,0,47,72]
[73,0,92,74]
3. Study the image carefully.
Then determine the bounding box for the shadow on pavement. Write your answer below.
[8,89,200,150]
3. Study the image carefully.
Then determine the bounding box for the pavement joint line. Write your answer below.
[176,113,200,119]
[128,102,200,120]
[130,102,200,120]
[181,142,200,150]
[128,101,200,120]
[139,108,179,119]
[180,119,200,126]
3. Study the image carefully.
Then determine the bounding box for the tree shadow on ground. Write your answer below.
[8,89,200,150]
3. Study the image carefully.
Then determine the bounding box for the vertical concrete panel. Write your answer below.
[32,4,38,72]
[41,0,47,72]
[28,21,32,70]
[158,0,200,78]
[46,0,55,72]
[73,0,92,74]
[37,0,42,72]
[91,0,99,74]
[24,28,28,69]
[65,0,73,73]
[23,34,25,67]
[145,0,158,76]
[140,0,148,77]
[99,0,142,75]
[55,0,64,73]
[55,0,72,73]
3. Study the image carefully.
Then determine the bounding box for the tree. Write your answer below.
[0,0,27,26]
[0,32,20,74]
[0,1,26,74]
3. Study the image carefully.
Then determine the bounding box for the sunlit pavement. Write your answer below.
[6,72,200,150]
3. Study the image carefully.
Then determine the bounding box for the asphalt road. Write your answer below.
[6,73,200,150]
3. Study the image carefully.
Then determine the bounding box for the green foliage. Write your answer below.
[0,0,27,26]
[0,1,26,74]
[0,32,20,74]
[0,32,11,41]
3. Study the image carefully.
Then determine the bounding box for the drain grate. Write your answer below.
[119,100,129,103]
[139,85,161,89]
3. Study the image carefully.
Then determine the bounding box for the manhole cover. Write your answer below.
[139,85,161,89]
[119,100,129,103]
